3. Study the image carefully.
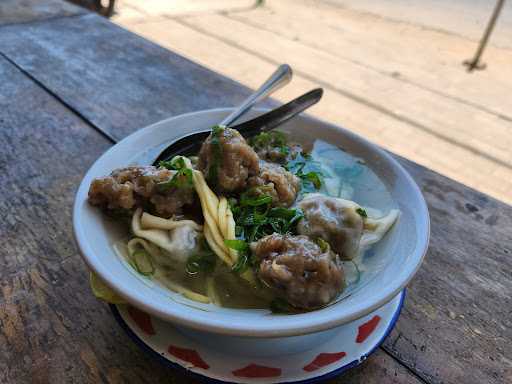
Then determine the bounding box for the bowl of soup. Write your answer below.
[73,108,429,340]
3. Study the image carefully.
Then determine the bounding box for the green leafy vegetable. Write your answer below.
[224,239,250,273]
[157,167,193,191]
[224,239,249,252]
[356,207,368,218]
[285,153,324,192]
[240,194,273,207]
[249,130,287,149]
[229,196,304,243]
[302,171,322,189]
[159,156,187,170]
[231,253,249,273]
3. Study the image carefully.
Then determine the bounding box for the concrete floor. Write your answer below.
[112,0,512,204]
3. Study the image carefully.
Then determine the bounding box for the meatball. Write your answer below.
[248,161,300,207]
[297,194,364,260]
[88,166,194,218]
[252,234,345,309]
[198,127,259,192]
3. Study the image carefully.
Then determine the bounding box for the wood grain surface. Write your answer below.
[0,0,83,25]
[0,13,268,142]
[0,24,420,384]
[0,5,511,384]
[387,159,512,384]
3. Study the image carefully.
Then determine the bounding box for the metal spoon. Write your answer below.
[221,63,292,126]
[153,88,323,164]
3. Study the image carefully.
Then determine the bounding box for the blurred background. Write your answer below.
[75,0,512,204]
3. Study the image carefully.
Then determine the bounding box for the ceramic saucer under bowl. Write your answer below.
[111,290,404,384]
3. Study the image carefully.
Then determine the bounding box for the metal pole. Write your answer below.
[463,0,506,72]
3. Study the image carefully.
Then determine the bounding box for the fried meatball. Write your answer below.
[297,194,364,260]
[88,166,194,218]
[252,234,345,309]
[198,127,259,192]
[248,161,300,207]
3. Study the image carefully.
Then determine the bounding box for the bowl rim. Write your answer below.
[73,108,430,337]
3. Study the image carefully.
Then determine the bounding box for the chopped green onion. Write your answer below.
[132,250,155,276]
[356,207,368,218]
[186,251,216,275]
[231,253,249,273]
[249,131,286,149]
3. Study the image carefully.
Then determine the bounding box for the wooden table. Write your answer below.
[0,2,510,383]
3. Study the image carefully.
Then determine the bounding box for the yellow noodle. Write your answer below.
[218,197,228,237]
[163,279,210,304]
[172,156,254,277]
[192,171,231,257]
[206,277,221,306]
[201,195,230,255]
[204,225,232,265]
[140,212,202,231]
[193,171,219,218]
[224,210,238,261]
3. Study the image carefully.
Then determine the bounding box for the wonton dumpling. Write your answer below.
[361,210,400,249]
[297,194,399,260]
[131,208,201,264]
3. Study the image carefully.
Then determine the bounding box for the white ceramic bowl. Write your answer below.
[73,109,429,338]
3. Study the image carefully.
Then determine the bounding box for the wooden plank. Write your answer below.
[0,54,421,383]
[0,0,84,25]
[0,54,168,384]
[1,10,510,383]
[332,350,425,384]
[386,157,512,384]
[0,13,264,142]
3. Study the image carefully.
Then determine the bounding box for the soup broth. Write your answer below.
[110,137,397,311]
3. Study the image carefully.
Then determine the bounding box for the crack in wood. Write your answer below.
[0,51,116,144]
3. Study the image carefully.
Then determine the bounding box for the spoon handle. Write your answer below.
[232,88,323,138]
[220,64,292,127]
[152,88,323,165]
